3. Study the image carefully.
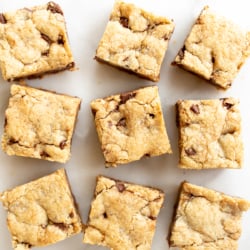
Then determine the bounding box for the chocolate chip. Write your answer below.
[119,92,136,105]
[57,34,64,45]
[4,118,7,127]
[69,212,74,218]
[190,104,200,114]
[103,212,108,218]
[211,56,215,64]
[117,117,126,127]
[221,98,234,110]
[178,46,186,60]
[149,113,155,119]
[47,2,64,15]
[144,153,151,157]
[54,222,68,231]
[148,216,156,220]
[116,182,126,192]
[91,108,97,116]
[41,33,52,45]
[0,13,7,24]
[42,50,49,56]
[120,17,129,28]
[66,62,75,69]
[40,151,50,158]
[8,138,17,145]
[185,147,196,156]
[59,140,67,150]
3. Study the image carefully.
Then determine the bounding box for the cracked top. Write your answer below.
[173,6,250,89]
[83,175,164,250]
[169,182,250,250]
[91,86,172,167]
[95,1,174,82]
[1,84,81,163]
[0,1,74,81]
[176,98,243,169]
[0,169,82,250]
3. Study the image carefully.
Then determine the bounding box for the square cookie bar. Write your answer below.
[1,84,81,163]
[95,1,174,82]
[0,2,75,81]
[176,98,243,169]
[0,168,82,250]
[168,182,250,250]
[91,86,172,167]
[173,6,250,89]
[83,176,164,250]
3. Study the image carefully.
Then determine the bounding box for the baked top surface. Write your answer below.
[176,98,243,169]
[173,6,250,89]
[91,86,172,167]
[0,168,82,249]
[83,175,164,250]
[0,2,74,81]
[95,1,174,82]
[1,84,81,163]
[169,182,250,250]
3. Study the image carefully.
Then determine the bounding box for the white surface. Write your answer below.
[0,0,250,249]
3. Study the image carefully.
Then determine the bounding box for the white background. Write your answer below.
[0,0,250,249]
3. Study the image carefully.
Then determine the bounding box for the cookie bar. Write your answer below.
[168,182,250,250]
[95,1,174,82]
[0,168,82,250]
[0,2,74,81]
[83,176,164,250]
[176,98,243,169]
[173,6,250,89]
[1,84,81,163]
[91,86,172,167]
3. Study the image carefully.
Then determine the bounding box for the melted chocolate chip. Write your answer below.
[42,50,49,56]
[40,151,50,158]
[185,147,196,156]
[221,98,234,110]
[119,92,136,105]
[47,2,64,15]
[57,34,64,45]
[120,17,129,28]
[149,113,155,119]
[190,104,200,114]
[178,46,186,60]
[54,222,68,231]
[41,33,52,45]
[116,182,126,192]
[0,13,7,24]
[59,140,67,150]
[117,117,126,127]
[66,62,75,69]
[8,138,17,145]
[69,212,74,218]
[211,56,215,64]
[144,153,151,157]
[148,216,156,220]
[103,212,108,218]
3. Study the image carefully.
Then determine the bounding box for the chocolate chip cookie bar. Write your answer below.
[1,84,81,163]
[95,1,175,82]
[168,182,250,250]
[0,2,75,81]
[0,168,82,250]
[173,6,250,89]
[83,176,164,250]
[176,98,243,169]
[91,86,172,167]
